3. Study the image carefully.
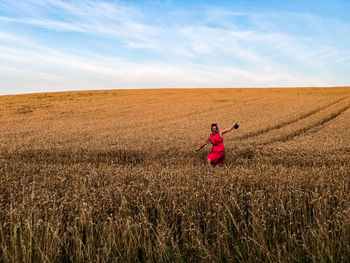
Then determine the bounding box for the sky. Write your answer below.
[0,0,350,95]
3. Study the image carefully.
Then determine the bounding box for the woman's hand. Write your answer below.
[196,136,210,151]
[221,122,239,135]
[196,146,203,152]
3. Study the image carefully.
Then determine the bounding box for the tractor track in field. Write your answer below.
[262,100,350,145]
[234,96,348,141]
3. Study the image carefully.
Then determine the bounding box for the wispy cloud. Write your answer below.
[0,0,349,95]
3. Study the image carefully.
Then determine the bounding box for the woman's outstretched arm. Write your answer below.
[220,123,239,135]
[196,135,210,151]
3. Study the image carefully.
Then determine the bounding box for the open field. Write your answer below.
[0,87,350,262]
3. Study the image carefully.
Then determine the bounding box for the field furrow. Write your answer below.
[234,96,348,141]
[235,97,350,146]
[263,100,350,145]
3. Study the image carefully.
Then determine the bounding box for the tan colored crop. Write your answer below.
[0,87,349,262]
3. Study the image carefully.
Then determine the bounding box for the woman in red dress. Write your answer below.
[196,123,239,167]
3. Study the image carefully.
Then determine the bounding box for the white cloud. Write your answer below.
[0,1,349,95]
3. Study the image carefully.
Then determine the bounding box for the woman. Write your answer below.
[196,122,239,167]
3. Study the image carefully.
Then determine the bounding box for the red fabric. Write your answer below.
[206,132,225,166]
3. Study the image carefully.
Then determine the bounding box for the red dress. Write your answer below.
[206,132,225,166]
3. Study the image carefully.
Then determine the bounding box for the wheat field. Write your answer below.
[0,87,349,262]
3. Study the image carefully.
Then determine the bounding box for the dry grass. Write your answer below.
[0,87,350,262]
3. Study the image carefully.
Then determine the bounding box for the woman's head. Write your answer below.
[211,123,219,134]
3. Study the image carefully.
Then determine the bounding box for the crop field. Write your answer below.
[0,87,350,262]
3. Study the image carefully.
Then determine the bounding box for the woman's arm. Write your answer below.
[196,135,210,151]
[220,123,239,135]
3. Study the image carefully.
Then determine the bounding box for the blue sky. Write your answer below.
[0,0,350,95]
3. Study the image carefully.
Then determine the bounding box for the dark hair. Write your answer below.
[211,123,219,130]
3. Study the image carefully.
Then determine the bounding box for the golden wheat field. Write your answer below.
[0,87,350,262]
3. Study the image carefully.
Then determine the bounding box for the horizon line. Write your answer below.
[1,85,350,97]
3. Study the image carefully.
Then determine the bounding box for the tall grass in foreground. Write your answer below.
[0,147,349,262]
